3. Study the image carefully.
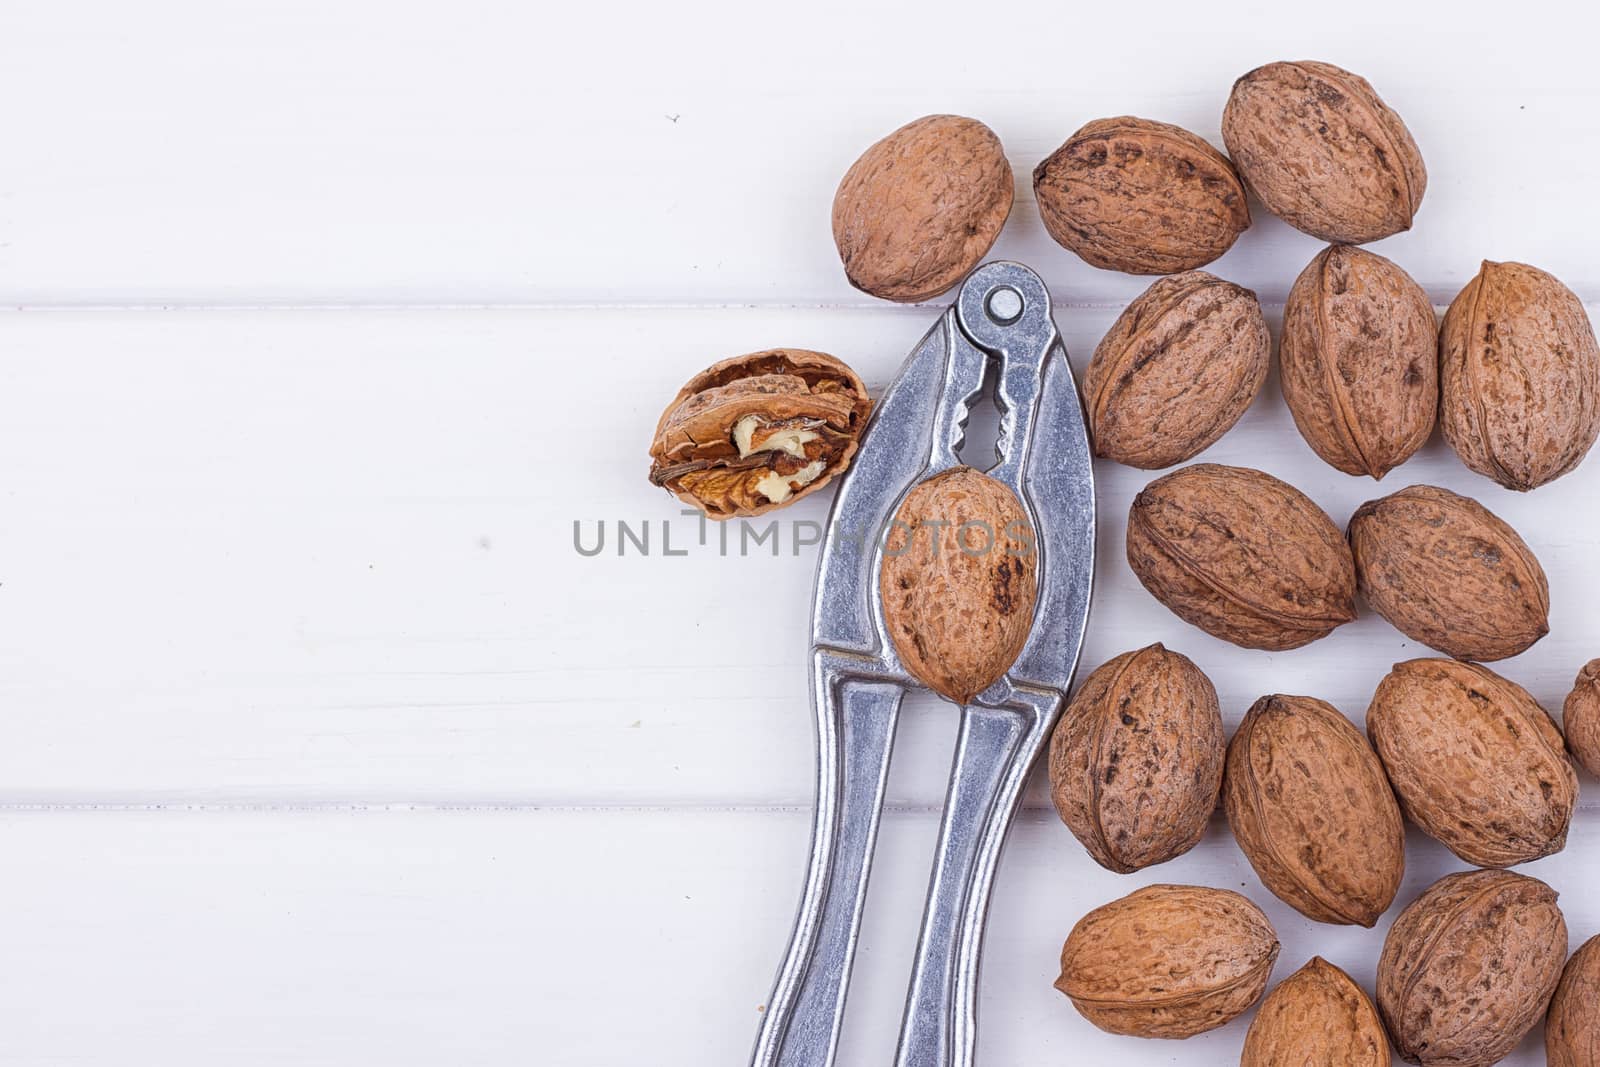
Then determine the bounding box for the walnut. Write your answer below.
[1032,116,1249,274]
[1224,695,1404,927]
[1126,464,1356,650]
[1367,658,1578,868]
[1280,244,1437,478]
[1379,869,1567,1067]
[1440,260,1600,491]
[1562,658,1600,776]
[1222,60,1426,243]
[1055,884,1279,1039]
[832,115,1013,302]
[1084,271,1270,469]
[1347,484,1549,661]
[648,349,871,518]
[879,466,1036,703]
[1048,644,1223,873]
[1241,957,1389,1067]
[1547,934,1600,1067]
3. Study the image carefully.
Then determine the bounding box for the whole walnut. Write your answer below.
[1440,260,1600,491]
[1347,484,1549,661]
[649,349,873,518]
[1547,934,1600,1067]
[832,115,1013,302]
[1367,658,1578,868]
[1563,658,1600,776]
[879,467,1036,704]
[1055,884,1279,1038]
[1127,464,1356,650]
[1033,116,1250,274]
[1280,244,1437,478]
[1241,957,1389,1067]
[1379,869,1567,1067]
[1222,61,1426,243]
[1048,644,1224,873]
[1084,271,1270,469]
[1224,695,1404,927]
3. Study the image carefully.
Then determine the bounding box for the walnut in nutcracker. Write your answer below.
[1224,695,1404,927]
[648,349,872,518]
[1241,957,1390,1067]
[1223,61,1426,243]
[1048,644,1223,873]
[1084,272,1270,469]
[1347,484,1549,661]
[879,466,1037,704]
[832,115,1013,302]
[1055,884,1279,1038]
[1379,869,1567,1067]
[1547,934,1600,1067]
[1280,245,1437,478]
[1033,117,1250,275]
[1563,658,1600,776]
[1440,260,1600,491]
[1126,464,1356,650]
[1367,658,1577,868]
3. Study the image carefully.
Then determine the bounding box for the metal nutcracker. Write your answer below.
[752,261,1096,1067]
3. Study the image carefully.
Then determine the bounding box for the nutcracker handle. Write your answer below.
[894,688,1056,1067]
[751,654,904,1067]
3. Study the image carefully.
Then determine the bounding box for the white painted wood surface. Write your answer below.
[2,2,1599,1063]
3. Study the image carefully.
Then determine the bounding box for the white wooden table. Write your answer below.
[2,3,1597,1063]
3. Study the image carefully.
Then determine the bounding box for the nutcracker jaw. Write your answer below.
[752,262,1096,1067]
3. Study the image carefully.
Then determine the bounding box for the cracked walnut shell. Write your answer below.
[1367,658,1577,869]
[1347,484,1549,661]
[1223,60,1426,244]
[1085,271,1270,469]
[648,349,871,518]
[1241,957,1389,1067]
[1280,245,1437,479]
[1126,464,1356,650]
[1033,116,1249,275]
[1440,260,1600,491]
[832,115,1013,302]
[1378,869,1566,1067]
[880,466,1037,704]
[1055,883,1279,1038]
[1224,695,1403,927]
[1048,643,1223,873]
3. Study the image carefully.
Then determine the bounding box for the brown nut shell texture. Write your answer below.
[1032,116,1250,275]
[649,349,872,518]
[832,115,1013,303]
[1055,883,1279,1039]
[879,466,1036,704]
[1280,244,1438,479]
[1348,484,1549,661]
[1085,271,1270,469]
[1222,60,1426,244]
[1367,658,1577,868]
[1378,869,1567,1067]
[1563,658,1600,777]
[1547,933,1600,1067]
[1127,464,1356,650]
[1440,260,1600,491]
[1241,957,1389,1067]
[1048,644,1224,873]
[1224,695,1404,927]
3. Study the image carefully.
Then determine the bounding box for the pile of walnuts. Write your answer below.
[648,58,1600,1065]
